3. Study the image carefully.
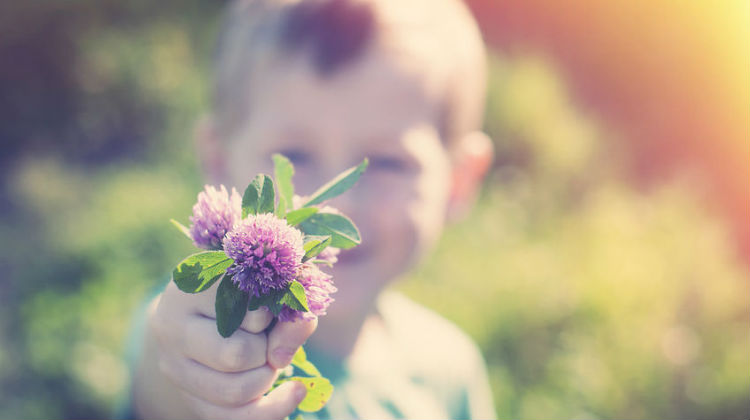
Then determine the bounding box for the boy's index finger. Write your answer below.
[165,278,222,322]
[169,276,273,337]
[267,316,318,369]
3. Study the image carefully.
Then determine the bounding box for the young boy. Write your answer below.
[132,0,496,418]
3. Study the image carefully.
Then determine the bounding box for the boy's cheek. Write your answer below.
[367,221,419,280]
[372,196,433,267]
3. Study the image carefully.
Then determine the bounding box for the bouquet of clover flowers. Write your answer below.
[170,154,367,414]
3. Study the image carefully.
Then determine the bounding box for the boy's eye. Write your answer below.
[277,148,311,166]
[369,155,408,173]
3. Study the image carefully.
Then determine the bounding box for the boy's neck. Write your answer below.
[307,291,381,360]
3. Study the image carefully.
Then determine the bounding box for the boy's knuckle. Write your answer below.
[221,385,247,406]
[245,311,270,332]
[237,378,257,402]
[217,358,241,373]
[222,377,257,406]
[218,340,248,371]
[247,334,268,367]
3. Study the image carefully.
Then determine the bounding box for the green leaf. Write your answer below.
[242,176,260,218]
[170,218,192,241]
[273,154,295,216]
[303,235,330,252]
[290,376,334,412]
[302,158,368,207]
[298,213,361,249]
[302,236,332,262]
[242,174,275,217]
[286,207,318,226]
[309,259,334,267]
[291,347,322,377]
[215,274,250,338]
[246,294,265,312]
[172,251,234,293]
[247,287,286,315]
[258,174,275,214]
[280,280,309,312]
[248,281,309,314]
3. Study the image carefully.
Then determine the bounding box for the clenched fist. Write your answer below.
[132,280,317,420]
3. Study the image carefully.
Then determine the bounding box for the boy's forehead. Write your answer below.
[214,0,486,144]
[221,46,449,188]
[244,46,443,140]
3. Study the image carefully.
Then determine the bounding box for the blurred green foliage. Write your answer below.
[400,55,749,420]
[0,3,747,419]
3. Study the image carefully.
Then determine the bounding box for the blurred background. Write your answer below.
[0,0,747,418]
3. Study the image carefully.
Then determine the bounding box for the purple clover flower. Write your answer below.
[223,213,305,296]
[279,262,337,322]
[317,247,340,265]
[189,185,242,250]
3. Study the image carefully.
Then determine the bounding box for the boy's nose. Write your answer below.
[327,193,355,219]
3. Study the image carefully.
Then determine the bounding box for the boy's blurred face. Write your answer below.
[212,46,453,311]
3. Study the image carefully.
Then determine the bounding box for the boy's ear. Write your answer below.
[194,115,224,184]
[447,130,494,221]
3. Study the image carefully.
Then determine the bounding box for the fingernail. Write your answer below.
[273,347,295,367]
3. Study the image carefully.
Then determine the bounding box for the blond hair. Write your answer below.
[212,0,487,142]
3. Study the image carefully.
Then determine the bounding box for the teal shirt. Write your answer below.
[304,291,496,420]
[119,287,496,420]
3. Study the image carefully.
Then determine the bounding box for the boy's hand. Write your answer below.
[141,280,315,420]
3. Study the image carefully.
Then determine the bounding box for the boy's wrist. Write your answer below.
[131,297,196,420]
